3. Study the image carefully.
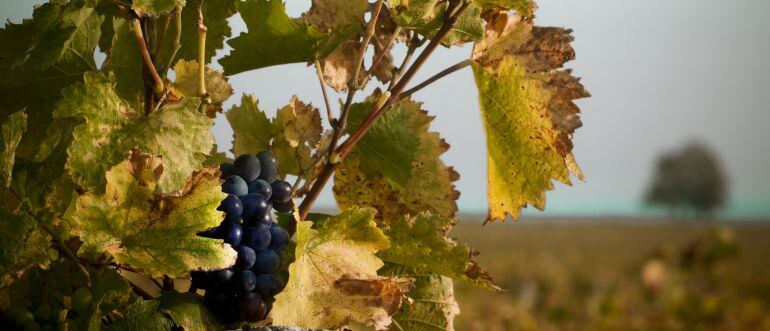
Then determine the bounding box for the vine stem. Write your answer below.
[297,1,470,222]
[196,4,208,97]
[131,19,164,95]
[161,5,183,77]
[314,59,334,124]
[399,59,472,100]
[326,0,385,159]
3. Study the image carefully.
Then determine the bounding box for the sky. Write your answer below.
[3,0,770,219]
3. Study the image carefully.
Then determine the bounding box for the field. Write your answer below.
[451,219,770,331]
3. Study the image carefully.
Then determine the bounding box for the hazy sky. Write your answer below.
[3,1,770,218]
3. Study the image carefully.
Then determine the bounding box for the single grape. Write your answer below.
[256,151,279,183]
[242,223,271,251]
[15,310,34,325]
[270,180,292,203]
[213,269,235,289]
[247,179,272,199]
[220,163,234,178]
[236,270,257,293]
[269,224,290,251]
[204,290,238,324]
[221,221,243,246]
[23,321,41,331]
[233,154,261,182]
[237,292,267,323]
[254,274,285,298]
[33,305,51,321]
[247,212,272,226]
[235,245,256,269]
[217,194,243,218]
[273,200,294,213]
[252,249,280,274]
[71,288,92,313]
[241,194,270,222]
[222,175,248,197]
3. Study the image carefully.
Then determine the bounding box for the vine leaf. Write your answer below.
[71,151,237,278]
[1,110,27,187]
[379,213,499,290]
[271,208,413,330]
[158,291,219,331]
[320,41,364,92]
[102,18,145,103]
[106,299,173,331]
[132,0,185,17]
[334,93,459,221]
[54,72,215,194]
[173,59,233,114]
[220,0,358,75]
[472,13,589,221]
[226,95,327,179]
[0,3,99,159]
[301,0,368,32]
[382,265,461,331]
[474,0,537,17]
[386,0,484,46]
[0,206,52,287]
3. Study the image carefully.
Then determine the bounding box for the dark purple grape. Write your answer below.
[269,224,289,251]
[205,290,239,324]
[236,270,257,293]
[252,249,280,274]
[222,175,248,197]
[242,223,271,251]
[233,154,261,182]
[217,194,243,218]
[221,221,243,246]
[273,200,294,213]
[247,212,272,226]
[247,179,272,199]
[219,163,234,178]
[235,245,256,269]
[270,180,292,203]
[256,151,278,183]
[241,194,269,221]
[254,274,284,298]
[237,292,267,322]
[213,269,235,288]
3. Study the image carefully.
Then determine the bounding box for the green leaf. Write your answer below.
[0,208,52,287]
[102,18,145,103]
[132,0,185,16]
[158,291,219,331]
[386,0,483,46]
[225,94,273,156]
[107,299,173,331]
[334,95,459,221]
[220,0,357,75]
[54,72,215,194]
[382,265,460,331]
[345,92,421,186]
[226,95,328,179]
[379,213,498,290]
[1,110,27,187]
[0,4,99,159]
[172,59,233,113]
[272,207,413,330]
[471,18,589,221]
[71,151,237,277]
[14,1,102,70]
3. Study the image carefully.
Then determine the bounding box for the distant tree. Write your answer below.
[645,142,728,218]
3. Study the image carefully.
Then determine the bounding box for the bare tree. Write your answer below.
[645,142,728,218]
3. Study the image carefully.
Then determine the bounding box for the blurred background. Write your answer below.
[4,0,770,329]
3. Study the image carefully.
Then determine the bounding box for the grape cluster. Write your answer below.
[193,151,293,324]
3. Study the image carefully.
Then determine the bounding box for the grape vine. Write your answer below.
[0,0,588,330]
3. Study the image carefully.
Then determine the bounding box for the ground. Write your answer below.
[452,218,770,331]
